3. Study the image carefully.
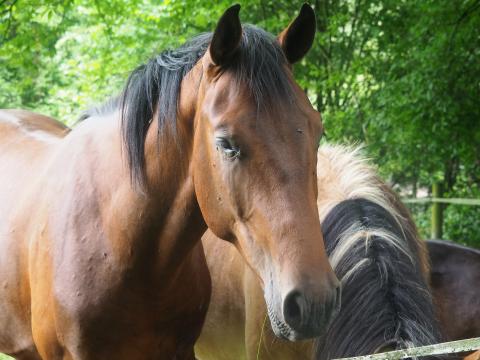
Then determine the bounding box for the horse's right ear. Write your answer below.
[209,4,242,67]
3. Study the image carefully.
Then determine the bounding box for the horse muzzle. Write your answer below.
[267,279,342,341]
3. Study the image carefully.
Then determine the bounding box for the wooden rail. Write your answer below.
[334,337,480,360]
[402,197,480,206]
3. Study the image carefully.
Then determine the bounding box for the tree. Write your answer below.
[1,0,479,246]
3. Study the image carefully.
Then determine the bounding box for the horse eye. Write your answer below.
[215,137,240,160]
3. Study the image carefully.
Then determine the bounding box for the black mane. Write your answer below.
[117,25,293,188]
[315,198,444,360]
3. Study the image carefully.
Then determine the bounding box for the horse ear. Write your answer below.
[278,4,316,64]
[210,4,242,66]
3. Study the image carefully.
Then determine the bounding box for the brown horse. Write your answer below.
[465,350,480,360]
[428,239,480,341]
[0,5,340,359]
[196,144,445,360]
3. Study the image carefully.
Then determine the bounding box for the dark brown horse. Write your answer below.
[428,239,480,341]
[197,144,445,360]
[0,5,340,359]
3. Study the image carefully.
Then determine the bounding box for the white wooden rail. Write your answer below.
[402,197,480,206]
[334,337,480,360]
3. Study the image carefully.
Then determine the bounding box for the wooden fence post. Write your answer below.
[431,182,443,239]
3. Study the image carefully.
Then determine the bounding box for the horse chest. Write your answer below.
[34,229,210,358]
[50,234,202,315]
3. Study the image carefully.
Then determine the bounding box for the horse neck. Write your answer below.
[61,110,205,278]
[144,116,207,272]
[129,63,206,274]
[314,198,442,360]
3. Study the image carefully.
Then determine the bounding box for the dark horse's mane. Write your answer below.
[315,198,445,360]
[82,25,293,188]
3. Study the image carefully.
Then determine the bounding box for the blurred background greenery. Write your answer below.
[1,0,479,247]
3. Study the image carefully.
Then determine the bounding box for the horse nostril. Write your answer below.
[283,290,304,330]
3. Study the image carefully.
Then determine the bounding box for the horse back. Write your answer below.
[0,109,69,136]
[0,109,68,209]
[0,109,67,179]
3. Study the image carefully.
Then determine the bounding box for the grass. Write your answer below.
[0,354,13,359]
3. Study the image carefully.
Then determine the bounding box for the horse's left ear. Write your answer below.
[278,4,316,64]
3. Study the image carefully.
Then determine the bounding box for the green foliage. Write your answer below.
[1,0,479,247]
[443,182,480,248]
